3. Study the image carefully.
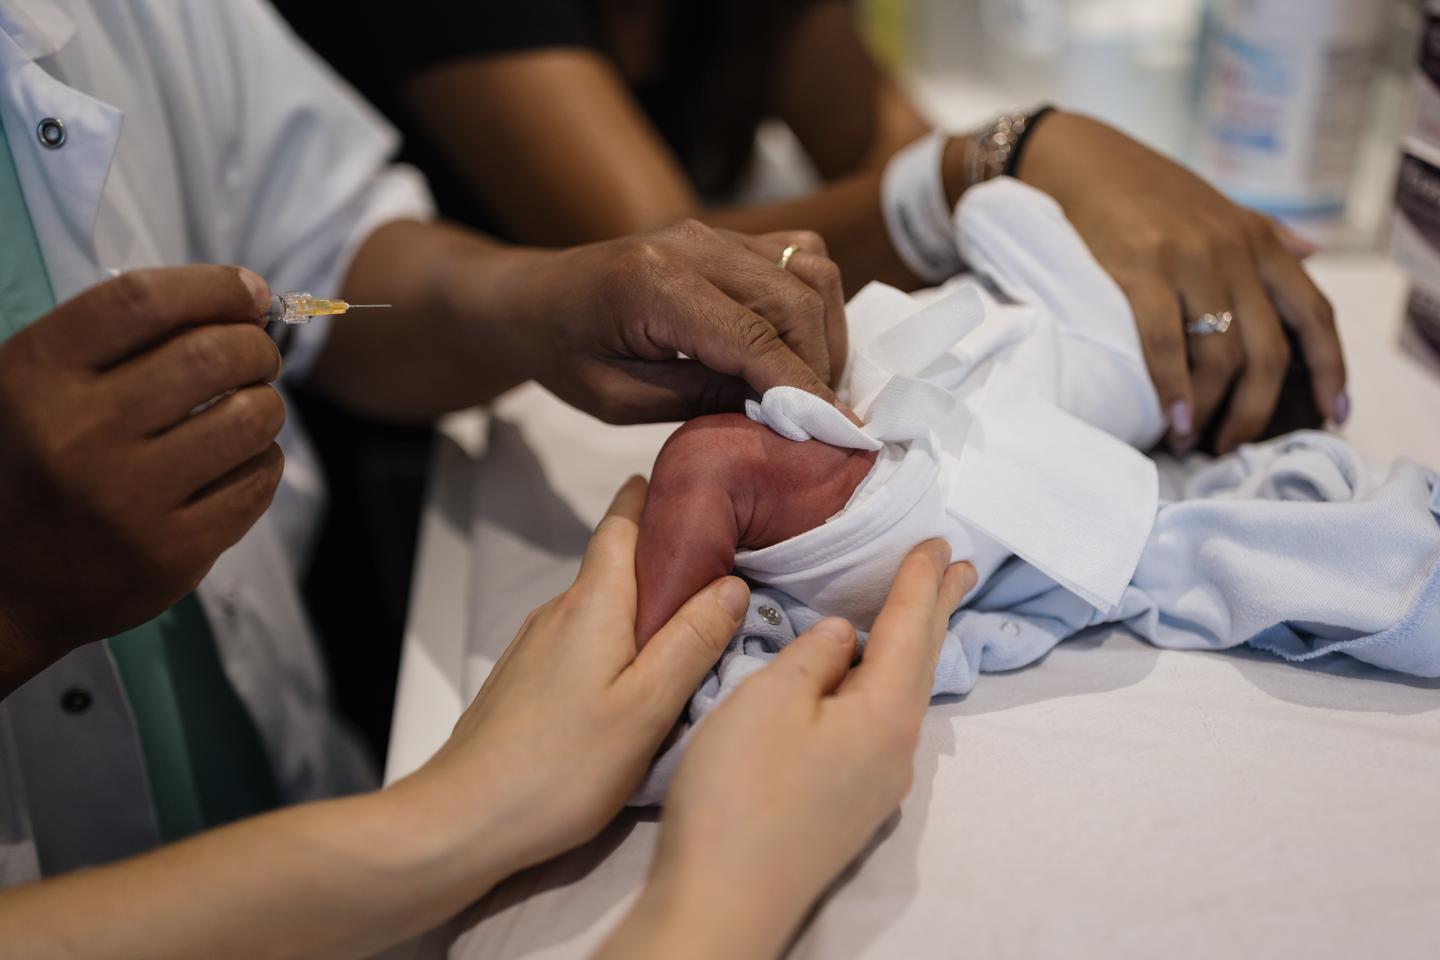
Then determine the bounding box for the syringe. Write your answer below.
[265,292,392,325]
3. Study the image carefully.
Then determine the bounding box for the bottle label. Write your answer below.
[1195,1,1384,217]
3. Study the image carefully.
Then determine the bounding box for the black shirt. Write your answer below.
[276,0,822,240]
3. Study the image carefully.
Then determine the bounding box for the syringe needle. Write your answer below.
[266,292,395,324]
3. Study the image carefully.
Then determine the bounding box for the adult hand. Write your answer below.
[0,266,282,695]
[400,476,751,882]
[598,540,976,960]
[505,220,848,424]
[1015,111,1347,454]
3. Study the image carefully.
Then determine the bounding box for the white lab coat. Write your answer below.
[0,0,434,882]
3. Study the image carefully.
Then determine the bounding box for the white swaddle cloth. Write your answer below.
[737,176,1164,620]
[631,178,1440,805]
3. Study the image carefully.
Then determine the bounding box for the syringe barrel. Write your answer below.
[264,292,313,325]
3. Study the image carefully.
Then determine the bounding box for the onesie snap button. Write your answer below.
[757,604,782,626]
[1000,620,1021,637]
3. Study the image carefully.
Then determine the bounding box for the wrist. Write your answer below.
[945,107,1064,207]
[451,240,573,389]
[369,220,564,401]
[1011,107,1074,189]
[940,133,976,209]
[376,768,521,903]
[626,841,817,959]
[602,858,806,960]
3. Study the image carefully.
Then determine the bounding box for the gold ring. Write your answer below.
[777,243,799,271]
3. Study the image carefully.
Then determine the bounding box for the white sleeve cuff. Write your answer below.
[279,163,435,384]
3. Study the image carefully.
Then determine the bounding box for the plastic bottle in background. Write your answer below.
[1194,0,1388,231]
[1389,1,1440,373]
[975,0,1203,159]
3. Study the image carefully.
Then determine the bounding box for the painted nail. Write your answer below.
[1169,400,1193,439]
[1277,224,1319,258]
[1333,391,1351,425]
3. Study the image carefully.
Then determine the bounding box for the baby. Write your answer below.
[632,179,1440,683]
[633,368,1322,644]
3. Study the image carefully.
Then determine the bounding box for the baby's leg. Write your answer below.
[635,414,877,644]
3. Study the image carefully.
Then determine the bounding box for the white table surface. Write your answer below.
[383,254,1440,959]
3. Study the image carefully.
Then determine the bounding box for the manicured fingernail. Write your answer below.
[1169,401,1193,438]
[715,576,750,622]
[1279,225,1319,258]
[811,617,854,644]
[237,267,270,313]
[1333,391,1350,425]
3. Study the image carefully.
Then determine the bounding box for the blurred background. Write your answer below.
[834,0,1440,372]
[855,0,1416,247]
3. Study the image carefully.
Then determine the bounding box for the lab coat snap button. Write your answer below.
[758,604,782,626]
[36,117,65,149]
[60,687,92,714]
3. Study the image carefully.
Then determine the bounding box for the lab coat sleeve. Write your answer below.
[180,0,436,382]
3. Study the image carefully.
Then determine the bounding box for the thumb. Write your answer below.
[624,360,858,424]
[45,265,270,370]
[604,359,758,421]
[627,575,750,720]
[670,297,839,407]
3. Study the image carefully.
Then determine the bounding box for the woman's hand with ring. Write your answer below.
[1016,111,1348,454]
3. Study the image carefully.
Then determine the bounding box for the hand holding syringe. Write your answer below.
[265,292,390,325]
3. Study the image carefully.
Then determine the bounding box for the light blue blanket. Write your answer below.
[634,431,1440,804]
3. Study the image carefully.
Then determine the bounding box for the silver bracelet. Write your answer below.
[964,106,1053,191]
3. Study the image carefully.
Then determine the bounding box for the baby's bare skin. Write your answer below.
[635,414,877,644]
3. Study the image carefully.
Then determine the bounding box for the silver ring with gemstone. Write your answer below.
[1185,310,1233,336]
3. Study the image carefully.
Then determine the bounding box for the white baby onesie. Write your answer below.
[736,177,1166,624]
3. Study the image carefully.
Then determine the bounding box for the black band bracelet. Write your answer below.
[1003,105,1057,178]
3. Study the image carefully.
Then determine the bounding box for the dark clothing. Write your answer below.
[287,389,426,759]
[278,0,824,238]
